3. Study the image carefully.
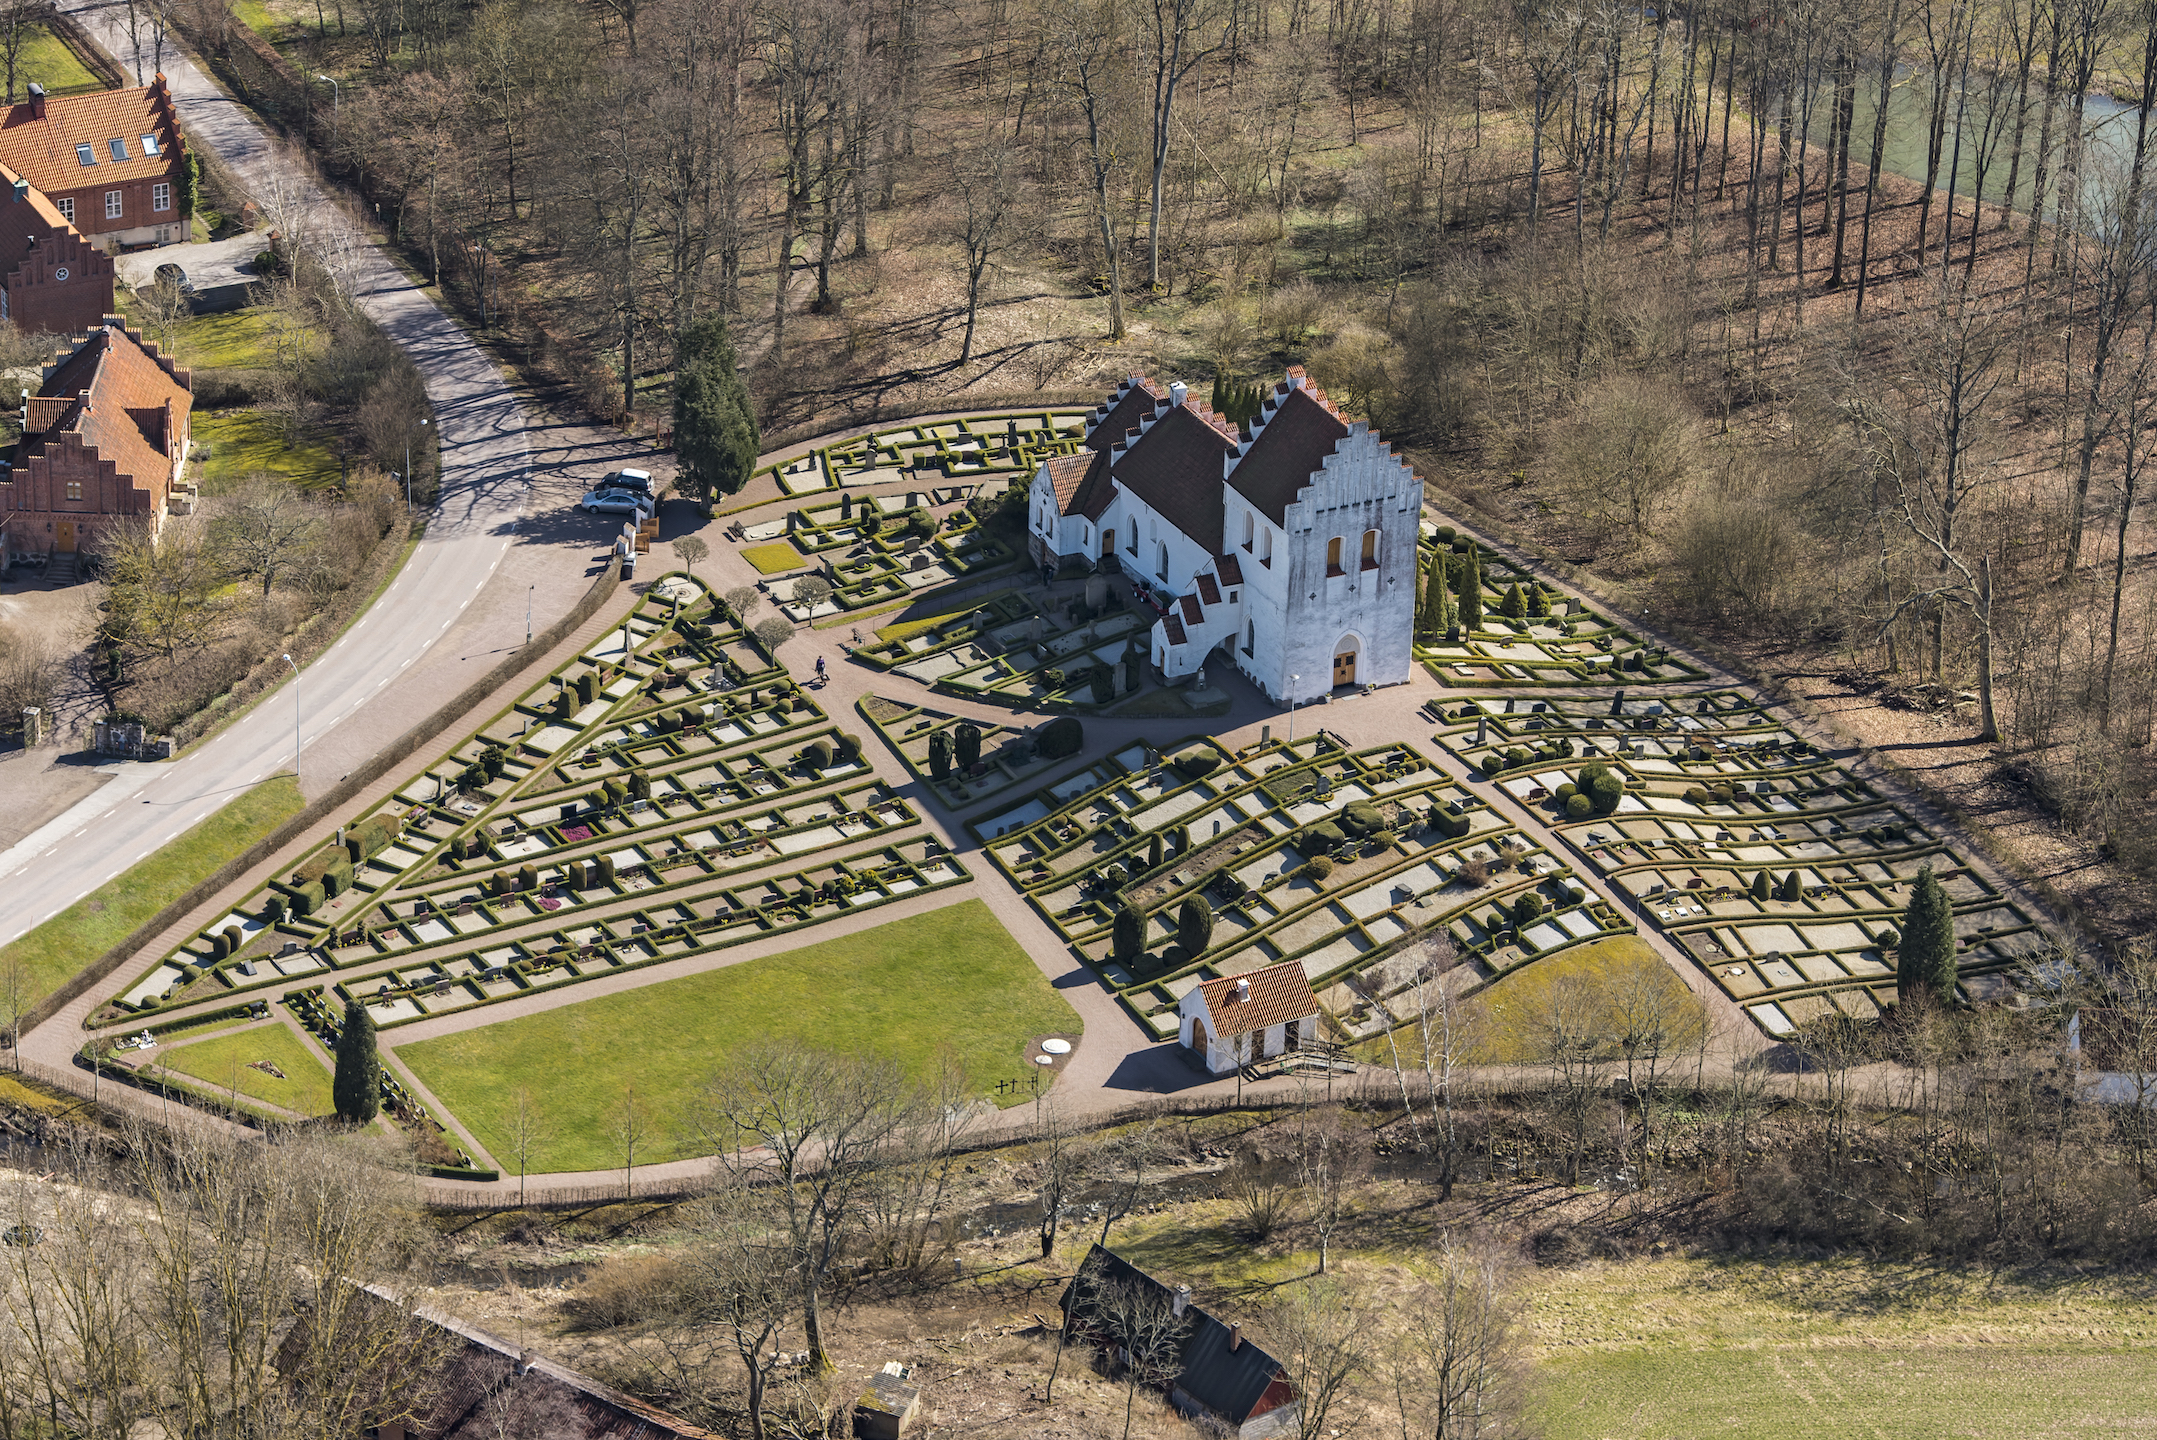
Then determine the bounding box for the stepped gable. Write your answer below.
[1084,374,1166,453]
[1196,572,1221,605]
[1215,552,1244,586]
[1043,446,1116,519]
[1108,397,1238,549]
[1225,369,1353,526]
[21,319,192,507]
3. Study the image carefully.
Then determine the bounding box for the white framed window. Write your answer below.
[140,133,159,156]
[56,198,72,221]
[107,137,127,161]
[74,143,94,166]
[104,191,121,219]
[152,182,169,212]
[65,480,81,500]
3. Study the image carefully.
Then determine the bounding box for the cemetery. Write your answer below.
[1413,527,1709,688]
[87,574,987,1151]
[850,576,1196,714]
[721,409,1101,616]
[976,732,1627,1046]
[1428,687,2047,1035]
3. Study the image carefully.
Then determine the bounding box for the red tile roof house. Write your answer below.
[1177,959,1322,1075]
[0,163,116,332]
[0,78,190,251]
[0,318,193,571]
[1027,367,1420,706]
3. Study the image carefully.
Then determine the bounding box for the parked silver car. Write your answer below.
[580,488,654,518]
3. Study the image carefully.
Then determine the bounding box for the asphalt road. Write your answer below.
[0,4,531,946]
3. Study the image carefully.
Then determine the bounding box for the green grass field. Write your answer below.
[398,899,1081,1173]
[19,25,102,94]
[0,776,302,1009]
[160,310,294,370]
[194,411,342,494]
[742,541,806,575]
[157,1023,334,1117]
[1528,1256,2157,1439]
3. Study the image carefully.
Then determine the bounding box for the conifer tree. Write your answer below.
[1896,867,1959,1008]
[1178,894,1215,953]
[333,999,381,1123]
[1457,549,1483,632]
[672,317,759,501]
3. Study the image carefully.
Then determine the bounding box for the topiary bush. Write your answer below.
[1036,715,1083,759]
[1307,855,1335,881]
[1339,800,1384,835]
[804,739,836,770]
[1113,904,1146,963]
[1174,750,1219,780]
[928,729,954,779]
[1177,894,1215,953]
[956,722,983,771]
[1565,793,1592,819]
[518,863,539,891]
[1512,892,1545,924]
[1302,821,1347,851]
[596,855,617,886]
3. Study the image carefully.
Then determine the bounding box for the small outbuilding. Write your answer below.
[1061,1245,1300,1440]
[1177,959,1321,1075]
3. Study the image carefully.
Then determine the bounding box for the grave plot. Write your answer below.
[1428,688,2046,1035]
[859,594,1161,711]
[857,697,1095,811]
[977,734,1622,1043]
[760,411,1088,498]
[93,574,958,1037]
[1412,527,1707,687]
[764,493,1022,620]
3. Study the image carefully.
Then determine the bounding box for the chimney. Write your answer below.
[1234,977,1249,1004]
[9,178,22,204]
[1172,1284,1190,1319]
[1169,380,1188,407]
[25,83,42,119]
[1228,1324,1242,1351]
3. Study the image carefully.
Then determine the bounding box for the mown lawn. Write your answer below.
[157,310,296,370]
[156,1023,334,1117]
[398,899,1080,1173]
[194,411,342,494]
[0,775,302,1009]
[1527,1256,2157,1440]
[20,25,102,94]
[742,541,805,575]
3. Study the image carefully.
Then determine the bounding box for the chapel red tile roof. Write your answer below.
[1228,380,1350,527]
[1178,593,1203,624]
[1196,961,1318,1038]
[1196,573,1221,606]
[0,79,183,200]
[1215,553,1244,586]
[1162,614,1188,645]
[1110,403,1237,554]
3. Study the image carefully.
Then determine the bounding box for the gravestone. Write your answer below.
[1029,613,1045,642]
[1085,575,1108,610]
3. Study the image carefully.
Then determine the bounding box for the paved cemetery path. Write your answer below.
[0,5,547,949]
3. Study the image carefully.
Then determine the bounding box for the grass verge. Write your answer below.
[742,541,806,574]
[22,24,102,92]
[0,775,304,1009]
[398,898,1081,1173]
[156,1023,334,1116]
[193,411,343,493]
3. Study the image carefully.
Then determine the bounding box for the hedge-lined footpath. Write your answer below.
[0,775,304,1010]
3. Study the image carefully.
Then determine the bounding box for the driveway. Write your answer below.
[110,229,265,306]
[0,3,537,948]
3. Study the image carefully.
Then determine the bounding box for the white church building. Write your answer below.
[1026,368,1419,706]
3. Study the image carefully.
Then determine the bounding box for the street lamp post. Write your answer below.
[283,653,300,774]
[404,416,429,515]
[526,585,534,647]
[315,73,340,114]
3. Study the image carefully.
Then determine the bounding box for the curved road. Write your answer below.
[0,4,529,945]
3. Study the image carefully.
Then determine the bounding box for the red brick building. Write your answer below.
[0,318,193,566]
[0,78,188,251]
[0,165,115,333]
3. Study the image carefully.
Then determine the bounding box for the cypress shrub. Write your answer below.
[1565,793,1592,819]
[1178,894,1216,953]
[597,855,617,885]
[1512,892,1544,924]
[1896,868,1958,1008]
[929,729,953,779]
[956,722,984,770]
[1749,871,1770,900]
[1036,715,1084,758]
[1149,833,1164,868]
[1113,905,1146,963]
[333,1000,382,1123]
[805,739,836,770]
[517,863,539,891]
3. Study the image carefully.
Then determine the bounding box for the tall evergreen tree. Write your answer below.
[1177,894,1215,953]
[1896,867,1959,1008]
[1457,548,1483,632]
[1113,904,1146,962]
[672,316,760,503]
[1416,560,1448,634]
[333,999,381,1123]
